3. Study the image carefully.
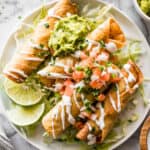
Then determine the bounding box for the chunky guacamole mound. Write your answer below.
[49,15,94,56]
[137,0,150,16]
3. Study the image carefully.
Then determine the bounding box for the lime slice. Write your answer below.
[4,79,43,106]
[7,103,45,126]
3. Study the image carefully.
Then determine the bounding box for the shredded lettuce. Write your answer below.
[0,75,4,90]
[80,4,113,26]
[33,5,48,26]
[128,113,139,123]
[15,5,47,40]
[132,99,138,106]
[113,40,142,67]
[18,124,38,137]
[139,84,150,106]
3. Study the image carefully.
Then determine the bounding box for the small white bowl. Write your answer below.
[133,0,150,22]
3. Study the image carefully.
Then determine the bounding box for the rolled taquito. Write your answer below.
[38,56,77,87]
[3,0,77,83]
[76,61,143,144]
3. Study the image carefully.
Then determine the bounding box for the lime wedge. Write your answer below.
[4,79,43,106]
[7,103,45,126]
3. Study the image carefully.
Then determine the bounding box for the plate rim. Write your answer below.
[0,0,150,150]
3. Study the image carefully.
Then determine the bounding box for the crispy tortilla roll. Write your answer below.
[42,81,83,138]
[87,17,126,49]
[38,56,76,87]
[42,63,122,137]
[76,61,143,144]
[3,0,77,83]
[38,17,126,87]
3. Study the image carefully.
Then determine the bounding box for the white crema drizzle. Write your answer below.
[38,69,70,79]
[93,103,105,130]
[116,84,121,112]
[54,62,70,73]
[8,68,28,78]
[61,95,75,128]
[86,39,100,51]
[51,104,60,138]
[48,8,62,19]
[109,94,118,112]
[29,42,49,51]
[51,94,76,137]
[109,84,121,112]
[73,90,80,109]
[3,69,24,82]
[23,57,44,62]
[123,64,136,82]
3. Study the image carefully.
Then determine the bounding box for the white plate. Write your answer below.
[0,0,150,150]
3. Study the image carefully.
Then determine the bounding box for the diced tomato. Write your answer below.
[80,51,88,60]
[64,86,73,96]
[72,71,84,81]
[90,80,103,89]
[80,58,93,68]
[64,79,74,96]
[98,94,106,102]
[74,121,84,129]
[100,72,110,82]
[93,68,101,77]
[60,88,65,95]
[64,79,73,87]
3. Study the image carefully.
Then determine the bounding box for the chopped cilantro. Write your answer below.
[76,86,84,93]
[37,51,49,57]
[91,126,96,133]
[106,62,112,67]
[83,67,92,83]
[112,84,117,91]
[68,68,73,73]
[18,16,22,19]
[98,65,105,71]
[44,23,49,28]
[39,44,44,49]
[99,40,105,48]
[111,73,117,78]
[76,66,83,71]
[49,92,61,109]
[83,99,92,111]
[91,89,100,96]
[84,67,92,78]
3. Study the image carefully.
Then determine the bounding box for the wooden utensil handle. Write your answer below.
[140,116,150,150]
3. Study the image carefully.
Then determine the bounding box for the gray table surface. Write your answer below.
[0,0,150,150]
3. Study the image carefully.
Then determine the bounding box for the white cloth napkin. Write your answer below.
[0,99,14,150]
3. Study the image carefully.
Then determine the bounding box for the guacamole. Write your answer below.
[49,15,94,56]
[137,0,150,16]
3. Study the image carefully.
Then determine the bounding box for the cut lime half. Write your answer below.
[7,103,45,126]
[4,79,43,106]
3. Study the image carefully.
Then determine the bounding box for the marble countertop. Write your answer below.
[0,0,149,150]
